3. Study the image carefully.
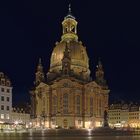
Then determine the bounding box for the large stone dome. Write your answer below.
[50,40,90,76]
[48,8,91,81]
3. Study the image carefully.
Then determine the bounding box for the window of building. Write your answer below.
[7,97,10,102]
[52,95,57,115]
[63,93,68,114]
[6,114,9,119]
[98,98,102,116]
[51,118,55,125]
[1,114,4,119]
[1,88,4,92]
[90,97,93,115]
[1,80,5,85]
[76,95,80,114]
[7,89,10,93]
[7,106,9,111]
[1,96,4,101]
[1,105,4,110]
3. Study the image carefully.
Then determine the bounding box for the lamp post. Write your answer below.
[103,110,109,127]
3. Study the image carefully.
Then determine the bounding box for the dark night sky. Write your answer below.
[0,1,140,105]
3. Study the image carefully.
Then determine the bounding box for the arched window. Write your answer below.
[43,97,45,105]
[90,97,93,115]
[76,95,80,114]
[53,95,57,114]
[71,25,75,33]
[63,94,68,114]
[43,97,45,112]
[99,98,102,116]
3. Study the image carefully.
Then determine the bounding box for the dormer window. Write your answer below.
[0,73,4,77]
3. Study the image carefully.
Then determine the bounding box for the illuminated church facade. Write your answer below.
[30,7,110,129]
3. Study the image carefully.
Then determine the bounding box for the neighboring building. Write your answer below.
[0,72,31,130]
[30,6,110,129]
[11,107,30,128]
[108,103,140,128]
[0,72,12,126]
[129,104,140,128]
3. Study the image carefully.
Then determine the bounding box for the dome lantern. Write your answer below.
[49,5,91,82]
[61,4,78,41]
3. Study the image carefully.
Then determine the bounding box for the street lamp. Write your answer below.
[29,122,32,128]
[14,121,19,131]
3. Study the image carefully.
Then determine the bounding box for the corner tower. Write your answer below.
[48,5,91,82]
[35,58,45,85]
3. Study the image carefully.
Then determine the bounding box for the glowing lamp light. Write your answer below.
[14,121,18,125]
[0,121,4,124]
[55,125,58,128]
[88,129,92,135]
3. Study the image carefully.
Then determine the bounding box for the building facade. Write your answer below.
[0,72,12,125]
[0,72,31,130]
[108,103,140,128]
[11,107,31,129]
[30,7,110,129]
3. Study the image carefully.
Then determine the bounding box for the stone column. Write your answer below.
[49,87,52,128]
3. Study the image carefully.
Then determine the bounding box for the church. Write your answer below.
[30,6,110,129]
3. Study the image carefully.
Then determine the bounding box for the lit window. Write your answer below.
[1,114,4,119]
[6,114,9,119]
[1,96,4,101]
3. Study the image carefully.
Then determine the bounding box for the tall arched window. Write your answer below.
[99,98,102,116]
[53,95,57,115]
[43,97,45,112]
[76,95,80,114]
[63,94,68,114]
[90,97,93,115]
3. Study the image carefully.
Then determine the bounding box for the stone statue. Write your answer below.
[104,110,109,127]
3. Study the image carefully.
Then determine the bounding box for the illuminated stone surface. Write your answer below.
[30,7,110,129]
